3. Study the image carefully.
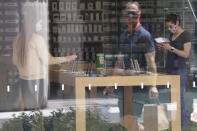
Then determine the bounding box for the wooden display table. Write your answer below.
[50,70,181,131]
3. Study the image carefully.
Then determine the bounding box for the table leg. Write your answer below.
[122,86,134,130]
[170,77,181,131]
[123,86,133,115]
[75,79,86,131]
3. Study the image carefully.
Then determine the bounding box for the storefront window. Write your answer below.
[0,0,197,131]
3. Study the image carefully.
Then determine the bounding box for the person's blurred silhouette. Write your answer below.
[13,2,77,110]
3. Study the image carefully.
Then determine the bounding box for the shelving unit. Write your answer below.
[0,1,22,93]
[50,0,104,62]
[48,0,120,64]
[0,1,20,56]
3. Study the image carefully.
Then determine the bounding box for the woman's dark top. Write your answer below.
[165,31,192,71]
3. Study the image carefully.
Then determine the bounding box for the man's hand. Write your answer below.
[149,86,158,99]
[103,87,114,97]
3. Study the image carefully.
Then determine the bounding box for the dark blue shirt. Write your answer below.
[165,31,192,71]
[120,25,155,70]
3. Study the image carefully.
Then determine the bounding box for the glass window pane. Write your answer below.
[0,0,197,131]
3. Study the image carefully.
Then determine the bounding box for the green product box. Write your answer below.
[96,53,104,68]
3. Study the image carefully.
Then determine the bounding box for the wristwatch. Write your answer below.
[170,47,175,52]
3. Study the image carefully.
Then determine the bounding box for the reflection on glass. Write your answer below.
[12,2,49,110]
[0,0,197,131]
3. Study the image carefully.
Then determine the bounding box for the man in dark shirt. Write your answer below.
[104,1,158,99]
[120,24,155,71]
[103,3,158,130]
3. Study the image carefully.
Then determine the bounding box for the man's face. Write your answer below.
[124,4,140,25]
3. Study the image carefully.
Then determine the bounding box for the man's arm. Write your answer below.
[145,51,158,99]
[145,51,157,73]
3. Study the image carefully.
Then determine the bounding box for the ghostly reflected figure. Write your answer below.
[13,2,76,110]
